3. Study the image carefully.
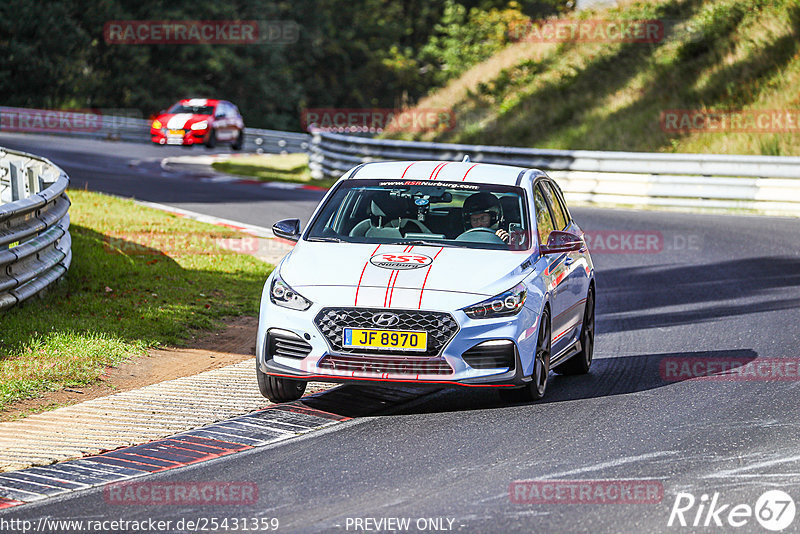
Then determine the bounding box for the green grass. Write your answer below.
[393,0,800,156]
[212,153,336,188]
[0,190,272,412]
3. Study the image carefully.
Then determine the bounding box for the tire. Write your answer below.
[205,128,217,149]
[553,286,595,375]
[499,309,551,403]
[256,362,307,402]
[231,130,244,150]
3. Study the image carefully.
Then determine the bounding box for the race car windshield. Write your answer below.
[166,104,215,115]
[305,179,531,250]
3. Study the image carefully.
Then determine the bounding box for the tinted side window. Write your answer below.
[533,184,555,246]
[541,181,568,230]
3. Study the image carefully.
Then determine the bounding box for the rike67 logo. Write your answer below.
[668,490,796,531]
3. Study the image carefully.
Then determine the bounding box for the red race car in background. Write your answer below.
[150,98,245,149]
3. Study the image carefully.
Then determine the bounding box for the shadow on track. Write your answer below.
[597,257,800,333]
[299,349,758,417]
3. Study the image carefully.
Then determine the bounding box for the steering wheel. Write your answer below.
[462,227,497,235]
[456,227,506,244]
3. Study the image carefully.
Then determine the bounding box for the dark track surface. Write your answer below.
[2,133,800,533]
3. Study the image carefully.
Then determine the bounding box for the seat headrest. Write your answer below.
[369,193,408,223]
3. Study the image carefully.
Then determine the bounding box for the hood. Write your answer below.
[281,242,533,310]
[156,113,212,130]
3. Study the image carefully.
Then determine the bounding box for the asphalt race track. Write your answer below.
[2,133,800,532]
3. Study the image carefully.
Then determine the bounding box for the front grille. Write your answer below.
[318,354,453,375]
[314,308,459,357]
[267,330,312,360]
[462,340,516,369]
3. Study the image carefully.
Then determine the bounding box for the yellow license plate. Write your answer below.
[344,328,427,351]
[168,129,184,135]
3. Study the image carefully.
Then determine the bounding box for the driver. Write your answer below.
[462,192,509,242]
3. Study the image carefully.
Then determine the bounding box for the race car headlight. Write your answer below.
[151,119,162,129]
[463,283,526,319]
[270,273,312,311]
[191,120,208,131]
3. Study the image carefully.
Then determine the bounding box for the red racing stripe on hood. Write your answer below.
[386,246,412,307]
[355,244,381,306]
[417,247,444,309]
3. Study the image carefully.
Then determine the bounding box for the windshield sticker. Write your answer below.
[378,181,479,189]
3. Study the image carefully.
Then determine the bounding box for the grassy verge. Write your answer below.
[212,153,336,188]
[0,190,272,412]
[394,0,800,156]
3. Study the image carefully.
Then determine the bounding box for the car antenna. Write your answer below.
[462,155,471,163]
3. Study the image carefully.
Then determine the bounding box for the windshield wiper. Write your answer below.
[387,240,457,247]
[306,236,345,243]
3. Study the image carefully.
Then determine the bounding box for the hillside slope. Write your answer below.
[397,0,800,156]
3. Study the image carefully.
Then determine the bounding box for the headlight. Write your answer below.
[463,283,527,319]
[270,273,312,311]
[152,119,162,129]
[191,120,208,131]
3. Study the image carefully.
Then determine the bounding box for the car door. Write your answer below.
[532,182,570,355]
[540,180,585,349]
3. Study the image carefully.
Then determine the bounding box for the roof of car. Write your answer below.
[342,160,547,187]
[178,98,221,106]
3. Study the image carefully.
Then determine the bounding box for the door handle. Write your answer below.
[565,257,575,266]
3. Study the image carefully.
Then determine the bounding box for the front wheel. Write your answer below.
[205,128,217,148]
[256,362,306,402]
[231,130,244,150]
[499,309,551,403]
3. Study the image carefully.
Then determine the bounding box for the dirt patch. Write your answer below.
[1,316,259,422]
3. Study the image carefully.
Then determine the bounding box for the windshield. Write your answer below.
[167,104,215,115]
[305,179,531,250]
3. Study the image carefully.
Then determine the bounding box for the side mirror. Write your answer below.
[272,219,301,242]
[540,230,583,255]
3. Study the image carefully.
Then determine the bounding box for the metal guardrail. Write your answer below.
[0,148,71,310]
[3,107,799,215]
[308,131,800,216]
[0,106,310,155]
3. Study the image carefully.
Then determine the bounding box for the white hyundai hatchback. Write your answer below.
[256,160,595,403]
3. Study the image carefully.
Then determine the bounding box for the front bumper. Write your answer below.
[263,353,529,388]
[151,128,207,145]
[257,300,540,388]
